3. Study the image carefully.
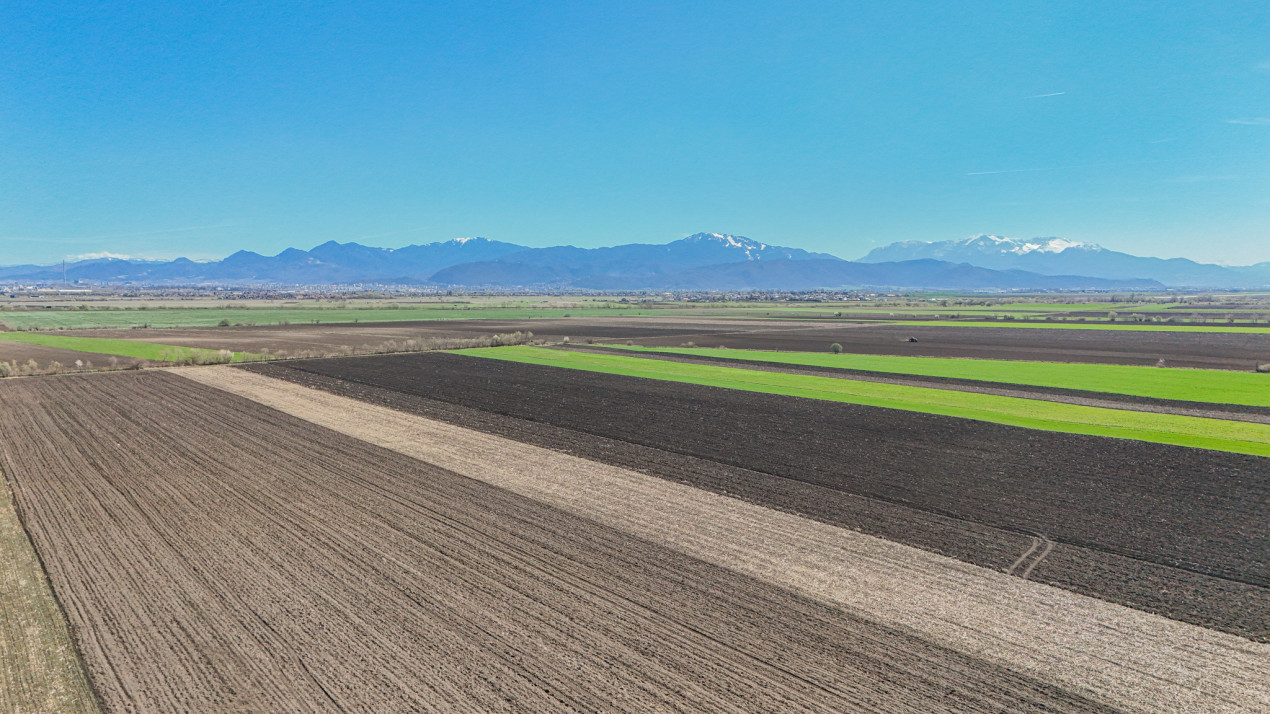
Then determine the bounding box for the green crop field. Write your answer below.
[456,346,1270,456]
[0,332,262,363]
[602,346,1270,407]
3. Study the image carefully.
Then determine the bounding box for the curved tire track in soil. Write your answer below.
[0,370,1118,713]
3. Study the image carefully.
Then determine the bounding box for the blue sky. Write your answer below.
[2,1,1267,265]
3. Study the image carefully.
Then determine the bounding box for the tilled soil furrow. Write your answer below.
[190,365,1270,713]
[0,370,1116,712]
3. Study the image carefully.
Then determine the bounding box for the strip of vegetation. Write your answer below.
[601,345,1270,407]
[0,332,263,365]
[0,306,655,330]
[456,346,1270,456]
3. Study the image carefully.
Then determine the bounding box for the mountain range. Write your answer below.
[860,235,1270,288]
[3,231,1262,290]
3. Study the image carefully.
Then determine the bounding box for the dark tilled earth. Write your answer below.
[250,354,1270,641]
[623,323,1270,371]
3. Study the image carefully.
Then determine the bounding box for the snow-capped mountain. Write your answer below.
[861,235,1269,288]
[0,232,1228,290]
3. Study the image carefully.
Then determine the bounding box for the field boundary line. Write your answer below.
[180,365,1270,714]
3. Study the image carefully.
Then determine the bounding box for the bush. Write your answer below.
[218,318,231,327]
[830,343,843,354]
[0,361,13,378]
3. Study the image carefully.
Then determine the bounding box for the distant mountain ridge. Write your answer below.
[861,235,1270,288]
[0,231,1185,291]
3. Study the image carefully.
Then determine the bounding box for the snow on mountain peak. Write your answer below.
[450,236,485,245]
[687,232,771,259]
[957,234,1099,255]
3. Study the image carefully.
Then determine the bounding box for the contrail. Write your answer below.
[1029,91,1066,98]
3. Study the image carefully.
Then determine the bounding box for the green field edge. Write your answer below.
[0,332,265,363]
[453,346,1270,457]
[0,468,101,713]
[598,345,1270,407]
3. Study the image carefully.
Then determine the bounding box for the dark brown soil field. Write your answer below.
[251,353,1270,640]
[0,370,1121,712]
[625,323,1270,370]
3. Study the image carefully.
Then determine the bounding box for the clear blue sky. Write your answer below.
[2,1,1267,265]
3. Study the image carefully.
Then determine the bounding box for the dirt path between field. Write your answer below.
[185,365,1270,713]
[0,468,99,713]
[564,346,1270,424]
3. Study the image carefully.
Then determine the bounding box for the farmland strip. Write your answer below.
[458,346,1270,455]
[576,346,1270,421]
[0,371,1111,713]
[249,360,1270,640]
[187,365,1270,713]
[261,352,1269,589]
[628,323,1270,370]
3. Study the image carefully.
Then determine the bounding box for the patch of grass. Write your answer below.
[602,345,1270,407]
[0,476,98,712]
[0,332,262,363]
[456,346,1270,457]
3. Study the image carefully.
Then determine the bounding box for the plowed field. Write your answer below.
[1,370,1129,713]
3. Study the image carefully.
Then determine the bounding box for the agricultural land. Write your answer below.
[0,293,1267,712]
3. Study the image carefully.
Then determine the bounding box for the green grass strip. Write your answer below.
[892,320,1270,333]
[455,346,1270,457]
[601,345,1270,407]
[0,332,263,363]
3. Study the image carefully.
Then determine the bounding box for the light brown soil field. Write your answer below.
[0,370,1118,713]
[0,476,98,713]
[0,342,145,371]
[185,366,1270,713]
[69,317,742,355]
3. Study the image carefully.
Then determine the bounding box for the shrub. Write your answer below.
[830,343,843,354]
[218,318,230,327]
[0,361,13,377]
